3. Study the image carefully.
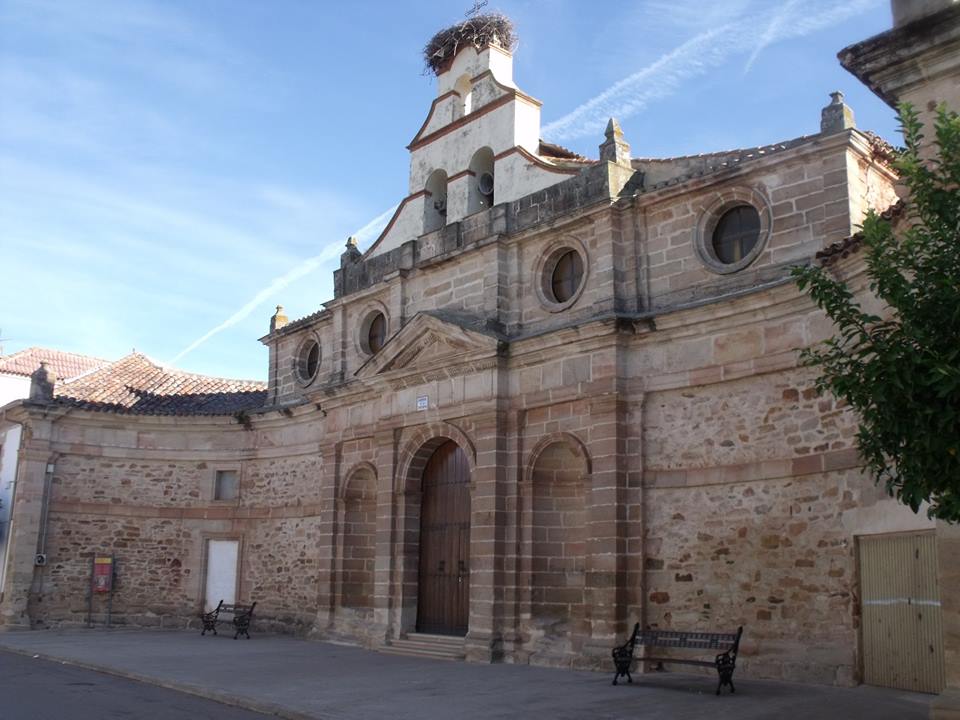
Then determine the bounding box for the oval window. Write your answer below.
[712,205,761,265]
[551,249,584,304]
[296,340,320,383]
[367,312,386,354]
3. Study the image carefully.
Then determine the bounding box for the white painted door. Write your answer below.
[204,539,238,612]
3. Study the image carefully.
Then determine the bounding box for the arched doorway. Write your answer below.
[417,440,471,636]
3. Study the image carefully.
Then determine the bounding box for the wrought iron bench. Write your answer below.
[199,600,257,639]
[611,623,743,695]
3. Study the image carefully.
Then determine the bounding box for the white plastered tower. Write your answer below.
[366,23,582,256]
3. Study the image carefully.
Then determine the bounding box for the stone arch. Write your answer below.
[467,146,495,214]
[524,432,592,485]
[454,73,472,117]
[396,422,477,496]
[423,168,448,234]
[339,463,377,611]
[522,433,590,655]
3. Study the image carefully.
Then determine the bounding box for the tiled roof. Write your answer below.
[0,347,108,379]
[54,353,268,416]
[538,140,591,162]
[633,135,817,191]
[816,200,907,266]
[276,307,329,336]
[862,130,898,165]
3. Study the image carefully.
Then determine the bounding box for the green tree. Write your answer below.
[792,104,960,522]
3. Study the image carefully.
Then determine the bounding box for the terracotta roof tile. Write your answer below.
[538,140,590,161]
[816,200,906,266]
[862,130,898,165]
[54,353,267,416]
[0,347,109,379]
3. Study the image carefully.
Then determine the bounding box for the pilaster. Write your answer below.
[0,417,54,629]
[464,409,508,663]
[579,392,628,668]
[373,429,398,642]
[310,441,339,635]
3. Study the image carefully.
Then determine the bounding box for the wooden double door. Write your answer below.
[417,441,471,636]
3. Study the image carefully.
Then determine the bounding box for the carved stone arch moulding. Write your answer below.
[693,185,772,275]
[396,422,477,495]
[339,461,378,500]
[523,431,592,485]
[534,234,591,313]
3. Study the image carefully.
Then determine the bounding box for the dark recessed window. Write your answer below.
[712,205,761,264]
[214,470,239,501]
[368,312,386,354]
[296,339,320,382]
[551,249,584,304]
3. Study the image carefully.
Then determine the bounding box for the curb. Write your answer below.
[0,643,317,720]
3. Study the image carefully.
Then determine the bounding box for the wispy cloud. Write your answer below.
[167,205,398,364]
[743,0,799,74]
[0,0,385,379]
[541,0,881,141]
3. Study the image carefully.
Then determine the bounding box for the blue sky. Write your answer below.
[0,0,898,380]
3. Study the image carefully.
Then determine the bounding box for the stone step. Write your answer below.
[379,633,466,661]
[404,633,466,648]
[378,645,464,661]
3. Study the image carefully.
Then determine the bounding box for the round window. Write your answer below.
[711,205,761,265]
[550,249,584,304]
[296,339,321,383]
[367,312,386,355]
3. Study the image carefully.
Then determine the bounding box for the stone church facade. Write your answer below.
[1,5,956,697]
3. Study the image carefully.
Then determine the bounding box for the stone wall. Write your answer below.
[10,415,326,632]
[644,469,863,684]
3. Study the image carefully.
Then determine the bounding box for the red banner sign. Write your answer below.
[93,556,114,593]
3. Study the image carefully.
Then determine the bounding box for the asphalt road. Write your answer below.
[0,649,268,720]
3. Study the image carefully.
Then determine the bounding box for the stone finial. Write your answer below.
[599,117,631,166]
[270,305,289,333]
[821,91,856,134]
[29,361,57,404]
[341,235,362,267]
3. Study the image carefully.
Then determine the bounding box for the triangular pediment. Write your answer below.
[355,312,504,381]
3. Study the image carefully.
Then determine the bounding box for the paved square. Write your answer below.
[0,629,932,719]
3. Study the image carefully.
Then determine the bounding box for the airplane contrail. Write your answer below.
[743,0,800,75]
[541,0,880,142]
[169,204,397,364]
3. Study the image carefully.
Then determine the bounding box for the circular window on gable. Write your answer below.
[360,309,388,356]
[695,190,771,274]
[536,241,589,312]
[712,205,761,264]
[295,338,321,384]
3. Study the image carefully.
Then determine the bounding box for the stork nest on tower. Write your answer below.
[423,13,515,75]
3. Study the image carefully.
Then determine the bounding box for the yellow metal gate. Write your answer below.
[858,531,945,693]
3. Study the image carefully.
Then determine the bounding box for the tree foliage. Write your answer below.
[792,104,960,522]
